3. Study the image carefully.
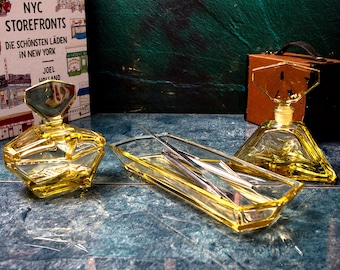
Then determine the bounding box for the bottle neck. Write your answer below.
[43,116,64,127]
[274,104,294,125]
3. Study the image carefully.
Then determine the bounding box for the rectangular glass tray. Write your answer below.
[110,133,303,232]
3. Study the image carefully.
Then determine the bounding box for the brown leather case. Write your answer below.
[245,42,340,141]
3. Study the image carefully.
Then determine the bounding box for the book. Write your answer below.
[0,0,90,140]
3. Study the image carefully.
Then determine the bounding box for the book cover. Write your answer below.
[0,0,90,140]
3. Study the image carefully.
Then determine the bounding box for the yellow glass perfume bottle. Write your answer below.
[235,62,337,184]
[3,80,106,198]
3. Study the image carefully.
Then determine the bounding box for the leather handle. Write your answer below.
[274,41,326,62]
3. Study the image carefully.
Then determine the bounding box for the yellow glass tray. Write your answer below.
[110,133,303,232]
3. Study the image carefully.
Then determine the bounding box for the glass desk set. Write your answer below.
[2,78,337,233]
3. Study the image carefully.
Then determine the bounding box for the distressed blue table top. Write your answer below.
[0,114,339,270]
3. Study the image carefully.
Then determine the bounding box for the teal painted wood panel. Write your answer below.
[85,0,340,113]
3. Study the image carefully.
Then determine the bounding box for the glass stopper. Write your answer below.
[252,62,320,105]
[24,80,76,123]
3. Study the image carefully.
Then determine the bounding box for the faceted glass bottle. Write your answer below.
[3,80,106,198]
[235,62,337,184]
